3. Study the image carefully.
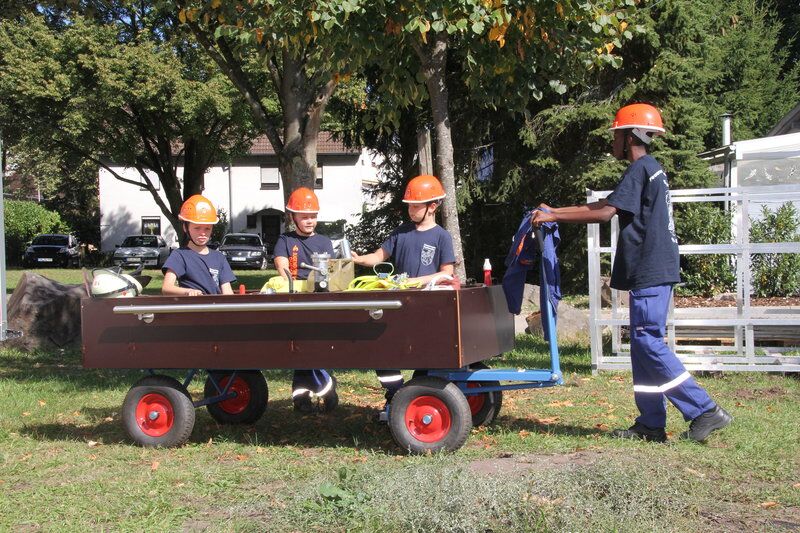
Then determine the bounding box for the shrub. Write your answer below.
[674,203,736,296]
[750,202,800,297]
[3,200,70,265]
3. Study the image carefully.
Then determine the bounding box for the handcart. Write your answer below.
[81,250,561,455]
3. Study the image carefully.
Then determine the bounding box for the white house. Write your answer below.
[99,133,382,253]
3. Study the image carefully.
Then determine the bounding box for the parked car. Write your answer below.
[113,235,172,268]
[23,234,82,268]
[218,233,268,270]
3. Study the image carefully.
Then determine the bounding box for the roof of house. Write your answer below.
[768,102,800,136]
[249,132,360,155]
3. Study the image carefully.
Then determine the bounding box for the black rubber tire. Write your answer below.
[389,376,472,454]
[464,362,503,427]
[204,370,268,424]
[122,375,196,447]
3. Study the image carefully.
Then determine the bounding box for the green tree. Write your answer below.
[0,7,257,241]
[3,199,69,265]
[174,0,371,199]
[457,0,799,291]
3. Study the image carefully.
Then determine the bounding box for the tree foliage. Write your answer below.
[450,0,799,289]
[0,4,257,242]
[3,199,69,264]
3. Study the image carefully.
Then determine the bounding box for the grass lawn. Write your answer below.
[0,269,798,531]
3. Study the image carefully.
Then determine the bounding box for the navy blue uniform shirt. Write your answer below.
[380,223,455,277]
[162,248,236,295]
[273,232,335,280]
[605,155,680,290]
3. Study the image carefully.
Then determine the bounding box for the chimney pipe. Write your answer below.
[721,113,733,146]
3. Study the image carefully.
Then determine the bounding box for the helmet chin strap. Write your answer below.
[184,222,204,247]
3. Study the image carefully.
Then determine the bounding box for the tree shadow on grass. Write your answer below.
[19,400,405,452]
[21,399,604,453]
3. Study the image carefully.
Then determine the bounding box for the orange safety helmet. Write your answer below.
[610,103,665,145]
[178,194,219,224]
[286,187,320,213]
[402,174,446,203]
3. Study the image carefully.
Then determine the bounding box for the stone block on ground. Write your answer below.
[3,272,87,351]
[526,301,591,343]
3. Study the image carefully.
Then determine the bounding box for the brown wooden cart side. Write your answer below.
[82,285,513,370]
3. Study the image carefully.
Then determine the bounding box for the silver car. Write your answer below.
[113,235,172,268]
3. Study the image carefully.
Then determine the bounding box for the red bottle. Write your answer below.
[238,284,246,295]
[483,258,492,286]
[289,245,299,279]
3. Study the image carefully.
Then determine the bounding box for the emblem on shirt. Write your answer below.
[209,267,220,286]
[421,244,436,266]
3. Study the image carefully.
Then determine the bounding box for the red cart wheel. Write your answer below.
[122,375,195,447]
[204,370,268,424]
[465,362,503,427]
[389,376,472,454]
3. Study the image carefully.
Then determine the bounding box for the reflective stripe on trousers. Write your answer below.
[292,369,334,397]
[629,284,715,428]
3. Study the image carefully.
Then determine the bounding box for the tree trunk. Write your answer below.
[416,33,466,281]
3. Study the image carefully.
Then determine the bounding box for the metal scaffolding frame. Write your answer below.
[588,184,800,373]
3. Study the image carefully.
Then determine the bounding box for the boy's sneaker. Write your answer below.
[611,422,667,443]
[682,406,732,442]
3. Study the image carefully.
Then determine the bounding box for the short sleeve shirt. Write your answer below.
[380,223,455,277]
[605,155,680,290]
[162,248,236,295]
[273,232,335,280]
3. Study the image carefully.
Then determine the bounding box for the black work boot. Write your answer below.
[611,422,667,443]
[682,406,732,442]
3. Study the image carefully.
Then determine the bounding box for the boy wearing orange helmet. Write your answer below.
[162,194,235,296]
[274,187,338,413]
[351,174,456,401]
[532,103,731,443]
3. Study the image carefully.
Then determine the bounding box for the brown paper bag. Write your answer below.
[327,259,355,291]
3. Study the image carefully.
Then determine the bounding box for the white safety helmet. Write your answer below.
[90,269,142,298]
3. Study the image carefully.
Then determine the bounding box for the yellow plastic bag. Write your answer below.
[260,276,308,293]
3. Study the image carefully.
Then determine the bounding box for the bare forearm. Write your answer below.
[352,249,388,267]
[274,256,290,278]
[551,201,617,224]
[407,264,455,286]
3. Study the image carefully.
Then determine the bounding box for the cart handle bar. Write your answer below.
[113,300,403,316]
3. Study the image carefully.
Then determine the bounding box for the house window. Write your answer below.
[261,166,281,190]
[246,214,257,228]
[142,217,161,235]
[314,166,324,189]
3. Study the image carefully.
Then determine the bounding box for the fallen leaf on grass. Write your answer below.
[72,411,80,417]
[88,454,97,460]
[533,416,560,425]
[87,440,101,448]
[547,401,573,407]
[793,483,800,489]
[175,482,185,487]
[38,400,46,407]
[760,501,779,509]
[685,468,705,479]
[151,461,160,471]
[235,454,248,461]
[21,412,30,417]
[518,430,530,439]
[594,423,609,431]
[103,417,113,422]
